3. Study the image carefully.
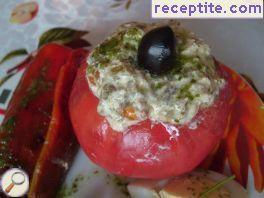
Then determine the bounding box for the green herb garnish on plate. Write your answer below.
[199,175,235,198]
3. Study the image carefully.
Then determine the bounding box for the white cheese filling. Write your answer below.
[86,21,225,132]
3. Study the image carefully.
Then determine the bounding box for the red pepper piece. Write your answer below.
[28,48,88,197]
[0,44,72,175]
[0,44,87,197]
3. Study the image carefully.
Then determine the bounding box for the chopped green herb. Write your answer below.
[87,66,95,74]
[20,66,53,108]
[178,83,193,100]
[191,79,197,83]
[112,177,130,197]
[111,66,124,74]
[0,116,16,134]
[57,174,85,198]
[154,82,165,90]
[170,53,199,76]
[0,149,17,169]
[170,58,183,75]
[90,27,144,70]
[179,55,193,63]
[174,119,180,123]
[177,78,201,101]
[177,75,183,81]
[0,116,17,168]
[0,158,6,168]
[123,27,144,50]
[199,175,235,198]
[99,37,120,55]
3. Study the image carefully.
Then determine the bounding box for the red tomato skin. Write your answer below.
[69,63,232,179]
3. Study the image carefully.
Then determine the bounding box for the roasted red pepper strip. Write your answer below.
[0,44,72,174]
[209,141,227,173]
[235,126,249,188]
[199,142,220,169]
[226,124,243,184]
[0,44,87,197]
[29,48,88,197]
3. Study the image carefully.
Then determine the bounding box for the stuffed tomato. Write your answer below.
[69,21,233,178]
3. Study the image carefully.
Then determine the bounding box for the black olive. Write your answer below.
[137,26,177,75]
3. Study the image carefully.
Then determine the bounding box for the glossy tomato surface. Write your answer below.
[69,63,232,179]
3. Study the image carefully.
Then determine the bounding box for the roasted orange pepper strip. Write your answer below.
[226,124,243,184]
[0,44,88,197]
[221,64,264,145]
[240,87,264,145]
[29,48,88,197]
